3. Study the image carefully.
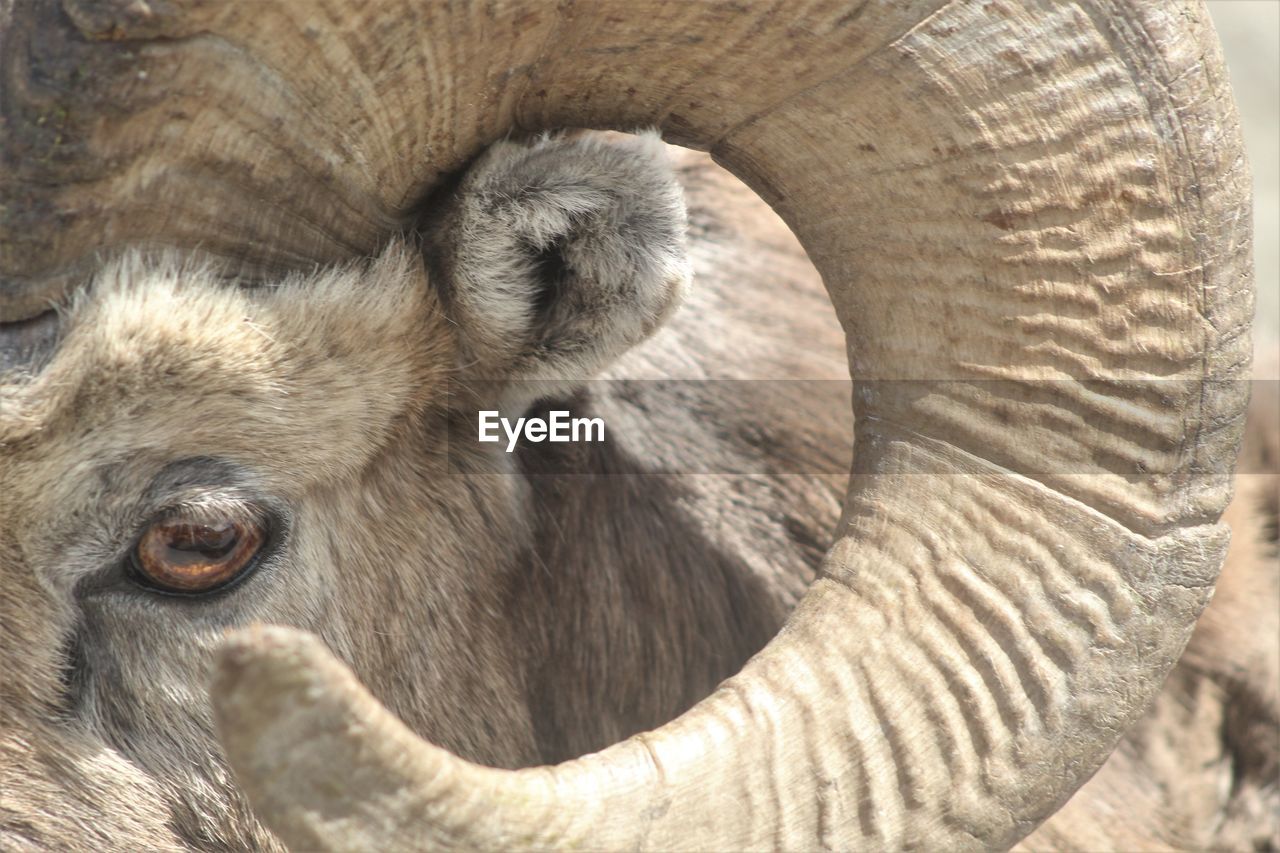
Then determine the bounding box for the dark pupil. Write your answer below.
[163,522,239,563]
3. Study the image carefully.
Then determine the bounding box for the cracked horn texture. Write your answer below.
[0,0,1252,849]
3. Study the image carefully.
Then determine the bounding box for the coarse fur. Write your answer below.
[1,136,1276,851]
[422,131,690,410]
[0,132,701,849]
[1,243,529,849]
[0,132,835,850]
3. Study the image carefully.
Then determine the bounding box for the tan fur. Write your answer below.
[2,140,1275,851]
[1,243,539,849]
[0,135,799,850]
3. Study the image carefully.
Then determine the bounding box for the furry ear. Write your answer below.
[422,131,689,408]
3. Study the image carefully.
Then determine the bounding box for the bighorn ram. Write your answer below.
[0,1,1270,850]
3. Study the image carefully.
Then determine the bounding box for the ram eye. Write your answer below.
[130,516,265,595]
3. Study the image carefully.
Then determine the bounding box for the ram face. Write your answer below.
[0,2,1262,851]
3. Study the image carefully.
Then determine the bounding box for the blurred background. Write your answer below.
[1209,1,1279,378]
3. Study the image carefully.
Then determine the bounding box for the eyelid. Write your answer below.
[121,495,272,570]
[143,495,265,534]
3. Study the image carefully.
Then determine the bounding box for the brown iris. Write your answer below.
[133,517,265,594]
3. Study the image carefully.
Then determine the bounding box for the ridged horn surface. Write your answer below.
[1,0,1252,849]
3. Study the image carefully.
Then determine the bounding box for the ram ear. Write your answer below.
[422,131,689,410]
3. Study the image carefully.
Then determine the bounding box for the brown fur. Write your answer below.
[1,140,1275,852]
[1,245,534,849]
[0,135,835,850]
